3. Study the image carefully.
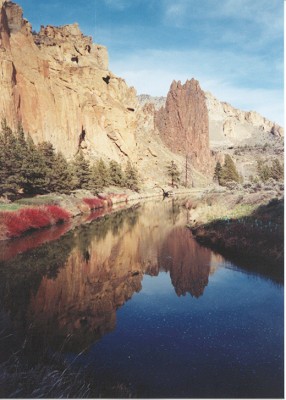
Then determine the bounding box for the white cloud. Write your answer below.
[162,0,283,46]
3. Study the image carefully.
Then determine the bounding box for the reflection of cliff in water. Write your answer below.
[159,227,212,298]
[1,200,220,352]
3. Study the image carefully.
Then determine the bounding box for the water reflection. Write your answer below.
[0,200,221,352]
[159,227,212,297]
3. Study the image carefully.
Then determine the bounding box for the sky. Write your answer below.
[16,0,284,125]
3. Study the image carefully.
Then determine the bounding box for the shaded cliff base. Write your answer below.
[188,190,284,283]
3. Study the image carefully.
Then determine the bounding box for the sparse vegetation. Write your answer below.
[167,160,180,187]
[257,158,284,183]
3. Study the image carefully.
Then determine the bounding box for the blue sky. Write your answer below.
[16,0,284,125]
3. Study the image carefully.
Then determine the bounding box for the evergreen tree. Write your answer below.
[0,121,75,197]
[71,151,91,190]
[21,134,49,194]
[89,162,104,192]
[257,159,271,183]
[109,160,125,186]
[0,120,22,196]
[213,161,222,184]
[38,141,57,191]
[97,158,110,187]
[52,152,73,193]
[167,160,180,187]
[220,155,240,185]
[270,159,283,181]
[125,160,139,191]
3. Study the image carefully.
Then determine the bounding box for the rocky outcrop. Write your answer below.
[137,94,166,111]
[0,0,138,162]
[138,90,284,151]
[205,91,284,148]
[155,79,213,174]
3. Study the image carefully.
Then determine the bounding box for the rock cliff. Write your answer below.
[1,0,282,187]
[155,79,213,174]
[0,0,138,162]
[205,91,284,148]
[138,90,283,151]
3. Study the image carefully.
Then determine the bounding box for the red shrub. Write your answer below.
[44,205,71,223]
[0,221,71,261]
[0,205,71,239]
[83,197,105,210]
[0,211,29,237]
[18,207,52,229]
[98,194,113,206]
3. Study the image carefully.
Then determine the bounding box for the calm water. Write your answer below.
[0,199,283,398]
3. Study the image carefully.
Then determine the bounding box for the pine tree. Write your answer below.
[109,160,125,186]
[270,159,283,181]
[71,151,91,190]
[21,134,49,194]
[52,152,73,193]
[38,141,57,191]
[0,120,22,196]
[257,159,271,183]
[213,161,222,184]
[220,155,240,185]
[125,160,139,191]
[97,158,110,187]
[167,160,180,187]
[89,162,104,192]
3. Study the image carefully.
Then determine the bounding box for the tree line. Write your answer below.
[256,158,284,183]
[214,154,284,186]
[0,121,139,199]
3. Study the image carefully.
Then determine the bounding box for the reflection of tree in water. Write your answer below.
[0,230,75,326]
[168,198,181,225]
[0,202,212,358]
[158,227,212,298]
[26,206,142,351]
[75,206,140,262]
[0,206,141,353]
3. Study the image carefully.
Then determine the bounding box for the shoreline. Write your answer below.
[188,191,284,282]
[0,187,204,241]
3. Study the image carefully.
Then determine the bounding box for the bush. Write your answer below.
[44,205,71,223]
[0,206,71,238]
[83,197,105,210]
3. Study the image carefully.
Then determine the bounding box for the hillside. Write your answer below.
[0,0,283,190]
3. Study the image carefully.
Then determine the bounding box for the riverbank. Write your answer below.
[188,188,284,281]
[0,187,203,241]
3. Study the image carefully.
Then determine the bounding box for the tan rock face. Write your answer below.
[0,1,138,163]
[138,90,284,152]
[154,79,212,174]
[205,91,284,148]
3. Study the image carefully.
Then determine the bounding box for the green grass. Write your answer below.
[0,203,24,211]
[16,195,63,206]
[191,198,284,281]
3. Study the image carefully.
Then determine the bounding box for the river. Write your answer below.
[0,198,283,398]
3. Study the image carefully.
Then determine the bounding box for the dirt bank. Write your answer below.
[188,188,283,282]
